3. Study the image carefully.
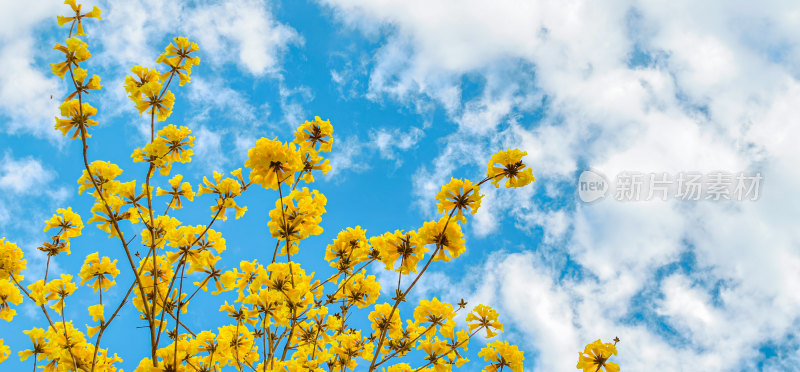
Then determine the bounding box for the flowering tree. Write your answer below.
[0,2,621,372]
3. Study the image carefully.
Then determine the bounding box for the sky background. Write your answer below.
[2,0,800,370]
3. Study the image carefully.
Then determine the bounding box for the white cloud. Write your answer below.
[369,126,423,161]
[0,152,54,194]
[324,126,424,179]
[192,126,225,171]
[0,0,65,140]
[188,78,260,124]
[184,0,301,76]
[322,0,800,369]
[98,0,301,75]
[0,0,299,142]
[325,135,369,178]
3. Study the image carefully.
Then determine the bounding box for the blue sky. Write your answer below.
[2,0,800,371]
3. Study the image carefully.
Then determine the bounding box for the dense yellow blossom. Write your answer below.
[132,124,194,176]
[77,160,123,195]
[487,149,535,188]
[125,65,161,101]
[413,298,455,330]
[0,5,555,372]
[369,303,403,340]
[335,272,381,309]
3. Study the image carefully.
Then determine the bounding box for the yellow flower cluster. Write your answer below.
[39,207,84,256]
[478,340,525,372]
[0,2,618,372]
[132,124,194,175]
[577,339,620,372]
[246,137,304,190]
[486,148,535,188]
[268,187,327,254]
[124,37,200,123]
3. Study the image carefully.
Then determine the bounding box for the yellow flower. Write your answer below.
[88,303,104,322]
[294,116,334,153]
[26,280,47,307]
[157,37,201,86]
[576,339,619,372]
[44,274,77,314]
[325,226,370,271]
[54,99,99,140]
[17,328,45,361]
[486,149,535,188]
[57,0,102,36]
[386,363,414,372]
[478,340,525,372]
[86,195,130,238]
[158,124,194,163]
[156,174,195,209]
[268,188,326,247]
[66,67,102,100]
[141,216,181,249]
[219,301,258,326]
[50,37,91,78]
[466,304,503,338]
[0,238,26,280]
[417,338,450,371]
[413,298,455,329]
[79,252,120,292]
[369,303,403,340]
[0,339,9,363]
[77,160,123,195]
[436,178,483,223]
[370,230,428,274]
[417,217,466,262]
[298,150,331,183]
[125,65,161,101]
[196,170,247,220]
[0,279,23,321]
[245,137,304,190]
[43,207,84,239]
[135,80,175,121]
[335,272,380,309]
